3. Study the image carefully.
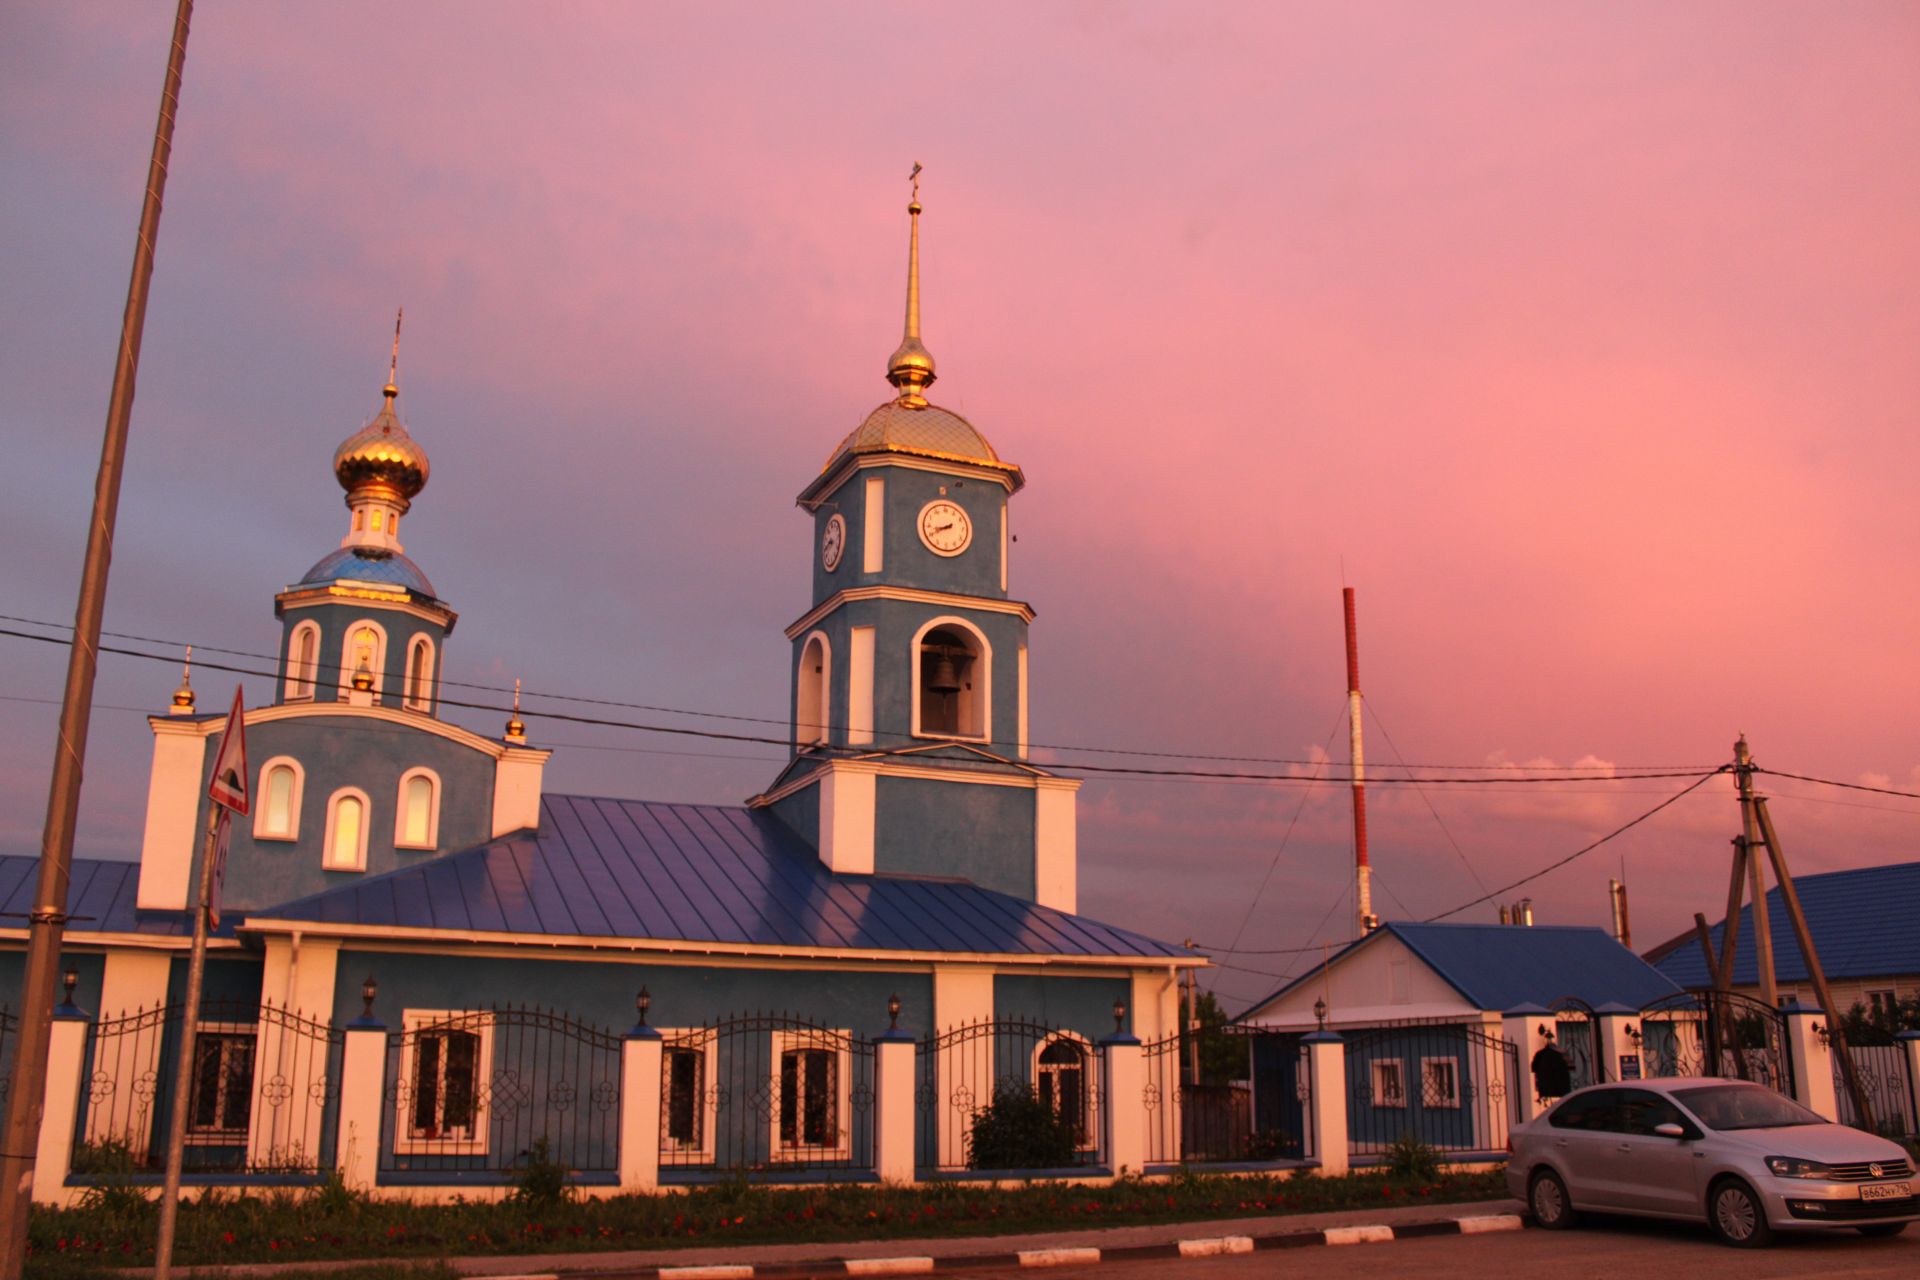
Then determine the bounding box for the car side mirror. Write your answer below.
[1653,1122,1686,1139]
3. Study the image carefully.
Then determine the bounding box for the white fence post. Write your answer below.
[32,1002,92,1204]
[1899,1031,1920,1134]
[1783,1002,1837,1121]
[873,1025,916,1185]
[1503,1005,1558,1122]
[1303,1030,1346,1176]
[1100,1031,1145,1177]
[1595,1005,1640,1084]
[618,1023,663,1194]
[336,1012,386,1193]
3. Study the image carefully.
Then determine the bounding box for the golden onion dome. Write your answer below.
[333,385,429,500]
[823,398,1002,471]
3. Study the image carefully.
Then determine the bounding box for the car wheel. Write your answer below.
[1855,1222,1907,1238]
[1529,1168,1578,1230]
[1707,1178,1773,1248]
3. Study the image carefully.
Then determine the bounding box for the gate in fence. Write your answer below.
[1636,993,1709,1078]
[379,1006,622,1181]
[1635,990,1791,1095]
[74,998,341,1176]
[659,1015,875,1176]
[1344,1019,1518,1158]
[917,1019,1103,1174]
[1140,1029,1291,1166]
[1833,1021,1916,1139]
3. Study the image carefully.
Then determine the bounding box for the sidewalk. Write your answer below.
[159,1198,1527,1277]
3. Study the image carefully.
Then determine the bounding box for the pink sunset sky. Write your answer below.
[2,2,1916,1008]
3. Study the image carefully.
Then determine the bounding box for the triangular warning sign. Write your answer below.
[208,686,249,815]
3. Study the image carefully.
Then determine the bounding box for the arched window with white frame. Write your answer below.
[339,618,389,701]
[795,631,831,746]
[1033,1033,1094,1150]
[323,787,371,871]
[253,756,304,841]
[285,620,321,701]
[911,616,991,741]
[404,634,436,712]
[394,768,441,850]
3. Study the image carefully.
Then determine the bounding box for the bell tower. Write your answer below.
[753,170,1078,911]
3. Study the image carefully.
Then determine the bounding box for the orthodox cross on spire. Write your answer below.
[384,307,404,400]
[887,162,936,407]
[170,645,195,714]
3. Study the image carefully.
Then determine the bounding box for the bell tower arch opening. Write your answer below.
[796,631,832,747]
[911,617,990,741]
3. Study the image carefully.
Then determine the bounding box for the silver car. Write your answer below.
[1506,1077,1919,1247]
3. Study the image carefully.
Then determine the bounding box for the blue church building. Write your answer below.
[1,189,1196,1188]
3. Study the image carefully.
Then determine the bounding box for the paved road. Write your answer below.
[930,1217,1917,1279]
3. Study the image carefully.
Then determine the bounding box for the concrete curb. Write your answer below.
[570,1213,1529,1277]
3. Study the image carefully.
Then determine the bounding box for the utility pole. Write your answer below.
[1342,588,1376,934]
[1733,738,1779,1009]
[0,3,194,1270]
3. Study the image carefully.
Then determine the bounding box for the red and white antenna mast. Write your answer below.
[1344,587,1379,933]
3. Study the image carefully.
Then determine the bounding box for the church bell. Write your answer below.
[926,650,965,694]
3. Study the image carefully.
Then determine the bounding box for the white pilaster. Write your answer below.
[1101,1036,1146,1176]
[1304,1031,1348,1175]
[336,1019,387,1192]
[136,718,208,910]
[98,950,172,1019]
[619,1030,663,1194]
[1784,1004,1837,1122]
[490,746,551,837]
[1033,778,1079,913]
[873,1031,917,1185]
[32,1009,91,1204]
[818,763,877,875]
[932,967,994,1168]
[863,475,885,574]
[848,626,876,746]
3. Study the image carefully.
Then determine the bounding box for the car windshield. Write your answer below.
[1673,1083,1822,1131]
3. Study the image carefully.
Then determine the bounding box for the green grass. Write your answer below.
[27,1168,1507,1277]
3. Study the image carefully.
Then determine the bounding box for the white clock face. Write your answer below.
[820,513,846,572]
[918,500,972,556]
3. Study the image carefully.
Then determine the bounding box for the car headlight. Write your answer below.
[1765,1156,1835,1179]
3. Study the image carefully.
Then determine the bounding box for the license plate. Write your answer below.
[1860,1182,1910,1201]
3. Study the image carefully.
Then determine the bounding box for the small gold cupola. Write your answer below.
[885,162,936,408]
[333,309,430,555]
[169,646,196,715]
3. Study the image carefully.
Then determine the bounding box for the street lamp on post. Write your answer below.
[361,975,378,1020]
[1112,998,1127,1036]
[636,986,651,1028]
[887,993,901,1030]
[1313,998,1327,1032]
[62,965,78,1008]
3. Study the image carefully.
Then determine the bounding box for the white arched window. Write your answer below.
[911,616,991,741]
[323,788,371,871]
[285,621,321,701]
[404,635,436,712]
[1034,1034,1094,1150]
[394,768,441,850]
[253,756,304,841]
[339,618,389,701]
[795,631,831,747]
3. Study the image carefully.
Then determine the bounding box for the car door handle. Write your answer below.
[1617,1144,1633,1152]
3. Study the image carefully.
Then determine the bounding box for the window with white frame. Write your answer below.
[1867,988,1899,1019]
[913,618,989,740]
[1420,1057,1461,1108]
[186,1022,256,1142]
[253,757,303,841]
[1035,1035,1094,1149]
[1370,1058,1407,1107]
[393,768,440,850]
[404,635,435,711]
[771,1030,850,1160]
[323,788,371,870]
[285,621,320,701]
[660,1031,718,1161]
[341,619,387,700]
[397,1011,491,1153]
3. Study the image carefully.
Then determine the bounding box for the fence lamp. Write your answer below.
[1812,1021,1830,1049]
[637,986,652,1028]
[1313,998,1327,1031]
[361,974,378,1019]
[888,993,902,1029]
[1112,998,1127,1035]
[63,964,78,1005]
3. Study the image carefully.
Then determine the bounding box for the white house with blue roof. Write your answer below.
[0,191,1201,1198]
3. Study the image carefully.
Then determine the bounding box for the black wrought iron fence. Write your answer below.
[1343,1019,1518,1158]
[917,1019,1103,1174]
[379,1006,622,1181]
[72,998,340,1176]
[1550,999,1601,1091]
[658,1014,875,1176]
[1142,1030,1300,1165]
[1834,1023,1916,1138]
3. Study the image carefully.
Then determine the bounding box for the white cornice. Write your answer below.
[785,586,1035,640]
[147,703,553,763]
[799,451,1022,510]
[276,585,457,631]
[749,755,1076,807]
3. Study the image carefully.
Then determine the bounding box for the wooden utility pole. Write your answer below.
[1733,738,1779,1009]
[0,4,194,1271]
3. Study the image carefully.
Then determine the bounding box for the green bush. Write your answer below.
[966,1086,1079,1170]
[1384,1131,1440,1183]
[508,1136,573,1208]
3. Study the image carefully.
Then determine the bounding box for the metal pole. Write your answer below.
[1734,737,1779,1009]
[1342,588,1375,934]
[0,3,193,1269]
[152,805,220,1279]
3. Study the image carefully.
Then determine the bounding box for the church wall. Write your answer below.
[277,602,445,709]
[872,775,1034,898]
[182,719,497,911]
[762,777,821,856]
[810,465,1010,604]
[992,972,1131,1040]
[0,950,104,1017]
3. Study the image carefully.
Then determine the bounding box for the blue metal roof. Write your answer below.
[0,855,196,937]
[259,794,1188,959]
[1245,921,1682,1016]
[297,546,437,597]
[1651,860,1920,989]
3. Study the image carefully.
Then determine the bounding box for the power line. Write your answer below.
[1216,706,1345,964]
[1755,767,1920,803]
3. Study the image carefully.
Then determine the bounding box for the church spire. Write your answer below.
[384,306,403,400]
[886,162,936,408]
